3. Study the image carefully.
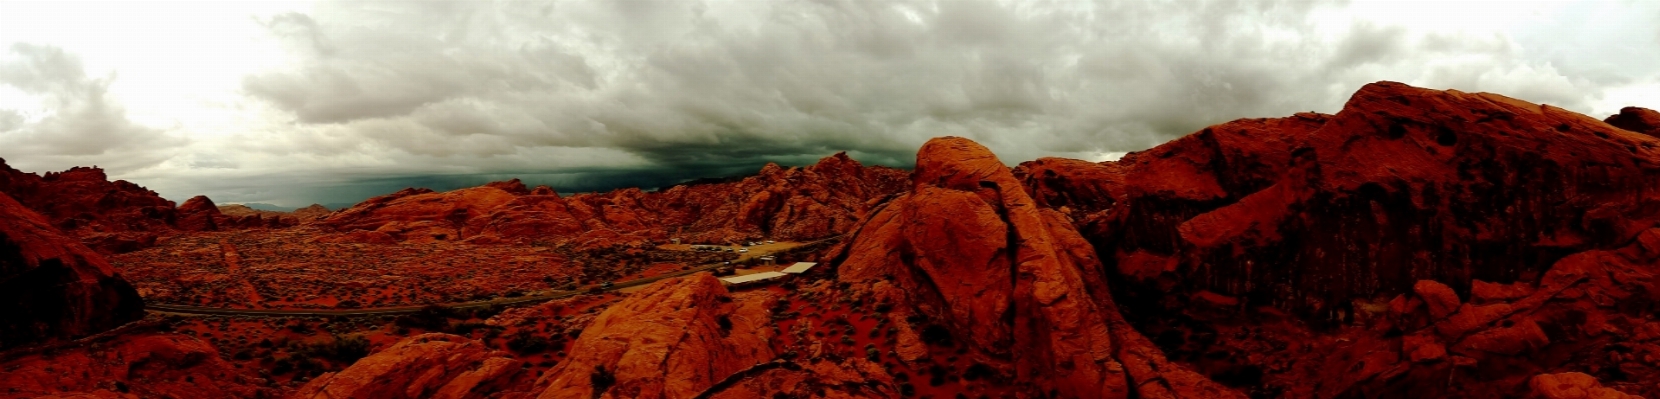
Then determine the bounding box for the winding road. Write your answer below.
[145,237,838,318]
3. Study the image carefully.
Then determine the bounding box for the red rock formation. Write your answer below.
[1527,373,1639,399]
[0,332,272,398]
[1014,82,1660,396]
[291,204,333,221]
[0,161,177,253]
[833,137,1240,398]
[1605,106,1660,137]
[1011,157,1126,218]
[0,160,294,252]
[1280,227,1660,397]
[699,358,901,399]
[1032,82,1660,324]
[532,273,774,399]
[0,192,143,350]
[320,186,517,243]
[293,333,525,399]
[322,154,907,246]
[176,195,224,231]
[219,203,329,226]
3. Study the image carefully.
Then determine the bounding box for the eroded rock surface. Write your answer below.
[293,333,524,399]
[1017,82,1660,397]
[833,137,1240,398]
[532,273,774,399]
[0,332,271,398]
[0,192,143,350]
[1605,106,1660,137]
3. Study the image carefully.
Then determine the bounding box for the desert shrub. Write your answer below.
[506,331,549,354]
[717,315,734,336]
[396,305,458,330]
[271,357,293,375]
[920,324,953,347]
[590,365,616,395]
[963,362,995,381]
[928,364,951,387]
[286,322,312,334]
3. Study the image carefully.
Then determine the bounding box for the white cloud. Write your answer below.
[0,0,1656,207]
[0,43,185,172]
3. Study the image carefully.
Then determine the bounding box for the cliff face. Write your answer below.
[832,137,1239,398]
[1021,82,1660,324]
[0,192,144,350]
[532,273,774,399]
[0,162,178,253]
[1012,81,1660,397]
[320,153,908,247]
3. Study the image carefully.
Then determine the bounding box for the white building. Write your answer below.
[780,262,818,274]
[719,271,790,286]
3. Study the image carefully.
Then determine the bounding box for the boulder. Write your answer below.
[293,333,524,399]
[532,273,774,399]
[0,192,144,349]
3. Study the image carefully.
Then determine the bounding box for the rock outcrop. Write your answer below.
[0,192,143,350]
[291,204,333,221]
[293,333,525,399]
[176,195,224,231]
[320,186,519,243]
[1027,82,1660,324]
[218,203,331,226]
[1527,373,1640,399]
[532,273,774,399]
[0,162,179,253]
[833,137,1240,398]
[320,153,907,246]
[1014,82,1660,397]
[0,332,271,398]
[1605,106,1660,138]
[0,160,294,252]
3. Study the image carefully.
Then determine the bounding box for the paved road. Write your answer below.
[145,236,840,318]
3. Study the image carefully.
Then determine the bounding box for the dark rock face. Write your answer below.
[1605,106,1660,137]
[1017,81,1660,397]
[0,192,144,350]
[1030,82,1660,324]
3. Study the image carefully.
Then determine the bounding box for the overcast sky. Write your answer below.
[1,0,1657,208]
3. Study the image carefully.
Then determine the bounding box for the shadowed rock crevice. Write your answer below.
[0,192,143,350]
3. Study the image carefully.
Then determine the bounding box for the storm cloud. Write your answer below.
[0,43,185,172]
[1,0,1657,208]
